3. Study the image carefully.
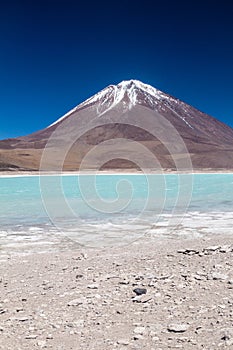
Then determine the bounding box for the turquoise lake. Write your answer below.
[0,173,233,252]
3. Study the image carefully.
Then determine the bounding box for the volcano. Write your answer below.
[1,79,233,171]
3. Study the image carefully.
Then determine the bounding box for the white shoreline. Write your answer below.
[1,171,233,178]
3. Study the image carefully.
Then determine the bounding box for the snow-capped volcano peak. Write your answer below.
[49,80,169,127]
[5,78,233,173]
[114,79,165,107]
[78,79,166,110]
[117,79,161,97]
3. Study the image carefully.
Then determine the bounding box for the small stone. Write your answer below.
[167,324,189,333]
[37,340,47,348]
[51,324,60,329]
[177,249,199,255]
[81,253,87,259]
[16,307,24,312]
[46,334,53,339]
[133,326,146,335]
[17,317,29,322]
[42,280,50,286]
[25,334,38,339]
[204,246,220,252]
[193,274,205,281]
[132,295,152,303]
[158,274,172,280]
[211,273,228,281]
[117,339,129,345]
[87,284,98,289]
[133,288,147,296]
[219,245,232,253]
[152,336,160,341]
[134,334,144,340]
[221,329,233,344]
[119,280,130,285]
[67,298,85,306]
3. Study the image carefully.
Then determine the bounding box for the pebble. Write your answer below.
[204,246,220,252]
[177,249,199,255]
[17,317,29,322]
[67,298,86,306]
[80,253,87,259]
[167,324,189,333]
[117,339,130,345]
[37,340,47,348]
[211,272,228,281]
[133,288,147,296]
[219,245,232,253]
[133,327,146,335]
[152,336,160,341]
[132,295,152,303]
[25,334,38,339]
[46,334,53,339]
[87,284,99,289]
[134,334,144,340]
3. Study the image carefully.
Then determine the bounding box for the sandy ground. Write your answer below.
[0,234,233,350]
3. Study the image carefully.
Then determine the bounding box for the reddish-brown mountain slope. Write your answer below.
[1,80,233,171]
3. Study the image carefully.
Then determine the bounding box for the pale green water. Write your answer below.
[0,173,233,252]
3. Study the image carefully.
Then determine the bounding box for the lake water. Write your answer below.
[0,173,233,253]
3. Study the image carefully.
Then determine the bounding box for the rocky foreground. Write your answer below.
[0,235,233,350]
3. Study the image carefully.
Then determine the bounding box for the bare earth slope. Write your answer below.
[1,80,233,171]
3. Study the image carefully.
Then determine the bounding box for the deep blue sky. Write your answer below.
[0,0,233,139]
